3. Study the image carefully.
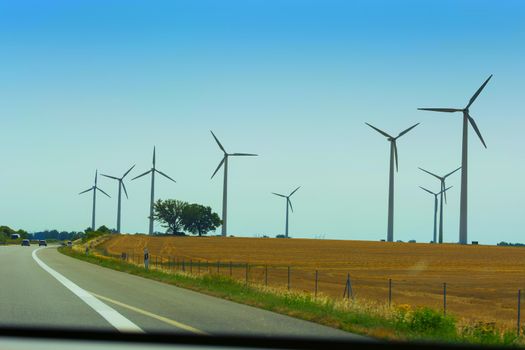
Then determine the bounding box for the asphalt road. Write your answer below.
[0,245,365,339]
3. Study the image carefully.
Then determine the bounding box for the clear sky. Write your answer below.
[0,0,523,244]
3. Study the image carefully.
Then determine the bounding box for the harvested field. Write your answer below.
[99,235,525,328]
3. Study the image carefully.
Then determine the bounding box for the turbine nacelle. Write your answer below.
[418,75,492,149]
[210,130,258,179]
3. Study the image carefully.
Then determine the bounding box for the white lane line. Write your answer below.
[32,247,143,333]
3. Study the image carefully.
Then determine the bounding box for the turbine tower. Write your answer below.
[101,164,135,234]
[418,75,492,244]
[272,186,300,238]
[210,131,258,237]
[366,122,419,242]
[132,147,176,235]
[418,166,460,243]
[79,170,110,231]
[419,186,452,243]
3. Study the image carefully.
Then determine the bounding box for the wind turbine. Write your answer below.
[272,186,300,238]
[131,147,176,235]
[419,186,452,243]
[418,75,492,244]
[101,164,135,234]
[79,170,110,231]
[366,122,419,242]
[210,131,258,237]
[418,166,461,243]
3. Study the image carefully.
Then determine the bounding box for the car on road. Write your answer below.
[39,240,47,247]
[67,241,72,247]
[21,239,30,246]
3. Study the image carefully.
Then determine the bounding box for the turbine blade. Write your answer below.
[466,75,493,109]
[468,114,487,148]
[442,181,447,204]
[131,169,152,181]
[288,198,294,212]
[122,164,136,179]
[365,123,392,138]
[153,147,156,167]
[210,130,226,153]
[211,157,226,179]
[289,186,301,197]
[231,153,258,156]
[419,186,435,195]
[79,187,94,195]
[94,170,98,185]
[417,108,463,113]
[96,187,111,198]
[393,141,398,172]
[122,181,129,199]
[397,123,420,138]
[100,174,119,180]
[272,192,286,198]
[156,169,176,183]
[444,166,461,178]
[418,167,441,180]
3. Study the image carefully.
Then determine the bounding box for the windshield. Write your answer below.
[0,0,524,347]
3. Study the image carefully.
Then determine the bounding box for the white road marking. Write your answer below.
[32,247,143,333]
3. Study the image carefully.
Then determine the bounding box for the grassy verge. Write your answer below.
[59,246,522,346]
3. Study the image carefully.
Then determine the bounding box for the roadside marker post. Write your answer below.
[143,248,149,271]
[229,261,232,277]
[265,265,268,286]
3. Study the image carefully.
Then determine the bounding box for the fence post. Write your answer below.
[388,278,392,306]
[518,289,522,336]
[443,283,447,316]
[245,263,248,286]
[343,273,353,299]
[287,266,291,290]
[315,270,318,297]
[265,265,268,286]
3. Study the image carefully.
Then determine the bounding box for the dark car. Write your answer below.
[38,240,47,247]
[67,241,72,247]
[21,239,30,246]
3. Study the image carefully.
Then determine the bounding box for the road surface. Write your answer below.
[0,245,364,339]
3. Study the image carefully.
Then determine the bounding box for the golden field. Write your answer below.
[99,235,525,328]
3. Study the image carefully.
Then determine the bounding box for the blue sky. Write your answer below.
[0,0,523,244]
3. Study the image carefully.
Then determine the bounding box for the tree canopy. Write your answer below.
[153,199,188,235]
[153,199,221,236]
[181,203,222,236]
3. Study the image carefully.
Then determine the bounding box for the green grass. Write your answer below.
[59,246,523,346]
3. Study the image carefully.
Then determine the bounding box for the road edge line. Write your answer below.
[32,247,144,333]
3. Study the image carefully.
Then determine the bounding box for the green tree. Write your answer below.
[181,203,222,236]
[153,199,188,235]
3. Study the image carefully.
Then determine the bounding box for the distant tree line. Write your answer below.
[153,199,221,236]
[31,229,84,241]
[0,226,29,243]
[497,242,525,247]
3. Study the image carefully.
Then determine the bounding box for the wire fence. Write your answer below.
[91,247,525,333]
